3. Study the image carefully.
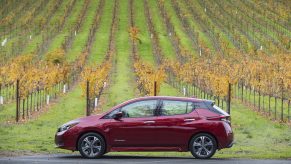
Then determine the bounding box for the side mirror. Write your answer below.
[113,112,123,120]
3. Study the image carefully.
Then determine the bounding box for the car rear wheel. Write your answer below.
[190,133,217,159]
[78,132,105,158]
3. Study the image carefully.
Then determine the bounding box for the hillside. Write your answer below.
[0,0,290,158]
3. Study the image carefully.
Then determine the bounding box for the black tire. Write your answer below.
[78,132,106,158]
[189,133,217,159]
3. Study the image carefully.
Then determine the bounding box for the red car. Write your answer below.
[55,96,233,159]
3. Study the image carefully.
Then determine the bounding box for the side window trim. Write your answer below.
[156,99,162,116]
[102,107,121,119]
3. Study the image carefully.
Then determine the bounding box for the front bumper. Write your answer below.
[55,130,76,150]
[55,131,66,148]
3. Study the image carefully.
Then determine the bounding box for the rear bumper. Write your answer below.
[217,122,234,149]
[226,140,234,148]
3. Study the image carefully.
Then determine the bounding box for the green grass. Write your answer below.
[103,0,136,110]
[0,1,34,37]
[22,34,42,54]
[163,1,197,54]
[177,1,214,51]
[234,85,290,121]
[232,1,288,46]
[194,0,236,50]
[133,0,155,65]
[47,0,71,30]
[66,0,100,62]
[0,37,18,57]
[0,87,65,123]
[216,100,291,158]
[88,0,114,65]
[0,102,15,123]
[47,0,85,52]
[147,0,176,59]
[0,86,85,153]
[22,0,69,54]
[159,83,183,96]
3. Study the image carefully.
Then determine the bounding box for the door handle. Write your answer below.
[144,120,155,124]
[184,118,195,122]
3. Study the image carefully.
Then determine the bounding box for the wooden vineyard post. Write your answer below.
[241,82,243,102]
[227,83,231,114]
[288,100,290,122]
[86,80,90,116]
[280,78,284,122]
[275,97,277,120]
[268,96,271,116]
[16,79,19,122]
[154,81,157,96]
[22,99,25,119]
[258,85,261,112]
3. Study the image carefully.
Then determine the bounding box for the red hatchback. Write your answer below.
[55,96,233,159]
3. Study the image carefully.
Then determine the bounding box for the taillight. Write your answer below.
[221,116,231,126]
[207,115,231,126]
[221,118,231,125]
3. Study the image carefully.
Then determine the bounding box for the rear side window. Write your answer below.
[212,105,229,116]
[203,101,229,116]
[192,102,208,109]
[160,100,194,116]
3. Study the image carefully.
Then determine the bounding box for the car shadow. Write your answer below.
[57,154,230,160]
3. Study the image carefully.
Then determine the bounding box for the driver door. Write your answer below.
[107,99,159,147]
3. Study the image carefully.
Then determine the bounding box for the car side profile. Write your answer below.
[55,96,233,159]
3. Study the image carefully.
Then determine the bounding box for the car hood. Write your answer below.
[76,114,103,122]
[58,114,104,132]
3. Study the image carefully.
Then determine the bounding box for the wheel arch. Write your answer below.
[188,131,219,151]
[76,130,107,151]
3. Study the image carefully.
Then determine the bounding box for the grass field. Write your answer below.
[1,85,290,158]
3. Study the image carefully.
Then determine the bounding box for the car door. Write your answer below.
[155,100,200,147]
[107,99,159,147]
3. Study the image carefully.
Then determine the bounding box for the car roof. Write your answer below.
[112,96,203,110]
[113,96,211,109]
[125,96,205,103]
[102,96,209,117]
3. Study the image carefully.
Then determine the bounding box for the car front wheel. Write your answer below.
[78,132,105,158]
[190,133,217,159]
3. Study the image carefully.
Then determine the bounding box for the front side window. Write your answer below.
[105,108,120,119]
[160,100,194,116]
[120,100,158,118]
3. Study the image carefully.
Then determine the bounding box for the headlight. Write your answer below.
[58,121,79,133]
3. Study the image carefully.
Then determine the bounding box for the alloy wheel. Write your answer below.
[190,133,217,159]
[78,133,105,158]
[81,136,102,157]
[193,136,214,157]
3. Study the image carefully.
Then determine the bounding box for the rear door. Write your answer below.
[154,100,200,147]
